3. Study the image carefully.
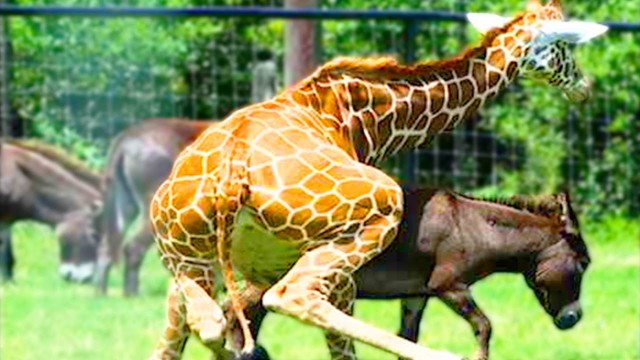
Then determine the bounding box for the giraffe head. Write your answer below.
[468,0,608,102]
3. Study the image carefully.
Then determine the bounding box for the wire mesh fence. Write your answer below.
[1,1,638,217]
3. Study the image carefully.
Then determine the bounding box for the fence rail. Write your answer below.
[1,3,638,216]
[1,5,640,32]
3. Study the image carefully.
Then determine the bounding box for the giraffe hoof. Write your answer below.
[235,345,270,360]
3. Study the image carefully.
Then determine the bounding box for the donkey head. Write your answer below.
[525,192,590,330]
[56,200,102,283]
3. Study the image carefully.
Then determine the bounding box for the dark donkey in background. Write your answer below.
[0,139,102,283]
[95,118,211,295]
[225,188,590,360]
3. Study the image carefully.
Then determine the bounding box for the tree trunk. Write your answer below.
[284,0,320,86]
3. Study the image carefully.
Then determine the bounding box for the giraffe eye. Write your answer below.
[523,59,536,70]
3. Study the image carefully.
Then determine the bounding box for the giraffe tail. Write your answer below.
[215,157,255,355]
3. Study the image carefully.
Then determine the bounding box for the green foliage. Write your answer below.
[582,214,640,245]
[6,0,639,217]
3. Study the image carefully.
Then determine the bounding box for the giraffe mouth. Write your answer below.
[564,79,591,102]
[565,87,590,102]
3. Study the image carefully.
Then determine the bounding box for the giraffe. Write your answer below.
[148,1,607,359]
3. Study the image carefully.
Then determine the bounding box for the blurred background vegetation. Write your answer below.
[4,0,639,221]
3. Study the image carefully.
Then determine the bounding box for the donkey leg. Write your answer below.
[0,226,15,282]
[400,297,429,343]
[94,237,112,295]
[439,290,491,360]
[123,221,154,297]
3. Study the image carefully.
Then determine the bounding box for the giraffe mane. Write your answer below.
[306,13,528,82]
[6,139,102,189]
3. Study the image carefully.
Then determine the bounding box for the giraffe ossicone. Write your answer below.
[148,1,607,359]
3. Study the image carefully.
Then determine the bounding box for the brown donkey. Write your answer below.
[95,119,211,295]
[0,139,102,283]
[226,188,590,360]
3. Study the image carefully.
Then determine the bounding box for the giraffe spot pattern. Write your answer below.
[447,82,460,109]
[303,172,336,194]
[459,79,474,106]
[430,82,445,113]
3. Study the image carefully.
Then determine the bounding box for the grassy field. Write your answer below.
[1,219,638,360]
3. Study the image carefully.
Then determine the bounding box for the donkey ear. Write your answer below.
[539,20,608,44]
[467,13,513,34]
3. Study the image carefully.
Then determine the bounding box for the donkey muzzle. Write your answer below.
[554,303,583,330]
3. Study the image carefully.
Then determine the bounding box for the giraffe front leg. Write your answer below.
[325,274,356,360]
[262,219,462,360]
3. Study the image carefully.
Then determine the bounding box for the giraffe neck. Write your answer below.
[289,16,535,164]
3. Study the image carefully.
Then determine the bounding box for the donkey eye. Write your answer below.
[579,258,589,272]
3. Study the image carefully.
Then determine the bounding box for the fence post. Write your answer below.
[403,20,419,189]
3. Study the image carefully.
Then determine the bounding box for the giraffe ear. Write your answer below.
[527,0,543,12]
[466,13,513,34]
[539,20,608,44]
[548,0,562,9]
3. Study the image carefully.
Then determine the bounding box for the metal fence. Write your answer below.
[1,2,639,216]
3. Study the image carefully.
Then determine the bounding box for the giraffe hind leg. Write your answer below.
[150,266,234,360]
[149,278,190,360]
[176,273,227,345]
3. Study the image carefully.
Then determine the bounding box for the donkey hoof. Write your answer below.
[236,345,270,360]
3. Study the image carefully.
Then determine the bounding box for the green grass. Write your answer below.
[1,220,638,360]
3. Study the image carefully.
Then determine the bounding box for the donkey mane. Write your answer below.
[461,192,563,217]
[461,191,589,258]
[7,139,102,189]
[303,13,527,82]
